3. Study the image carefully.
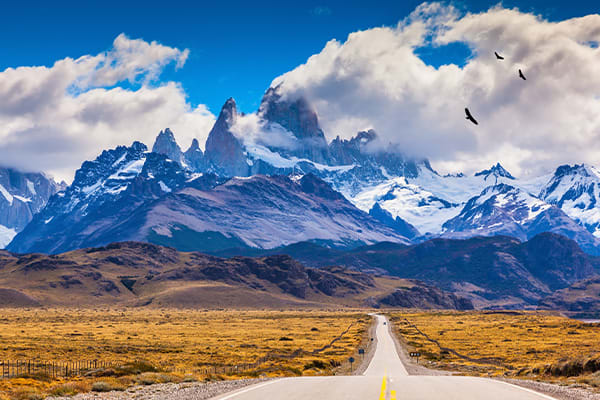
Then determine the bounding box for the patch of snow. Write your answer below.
[186,173,204,182]
[44,217,54,224]
[13,195,32,203]
[0,184,13,205]
[108,159,145,180]
[111,153,127,167]
[26,180,36,196]
[0,225,17,248]
[158,181,172,193]
[245,144,355,172]
[82,180,103,195]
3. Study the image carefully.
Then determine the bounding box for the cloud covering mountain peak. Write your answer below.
[271,2,600,178]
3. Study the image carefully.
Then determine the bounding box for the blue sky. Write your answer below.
[1,0,597,114]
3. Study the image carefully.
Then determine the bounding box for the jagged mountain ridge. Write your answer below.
[7,140,410,253]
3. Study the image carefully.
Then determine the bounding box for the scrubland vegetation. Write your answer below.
[0,309,369,399]
[390,311,600,390]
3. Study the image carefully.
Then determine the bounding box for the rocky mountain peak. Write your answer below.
[184,138,204,171]
[204,98,248,177]
[475,162,515,181]
[151,128,184,165]
[258,87,330,163]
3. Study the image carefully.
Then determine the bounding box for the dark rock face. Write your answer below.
[151,128,184,165]
[369,202,420,239]
[375,283,474,310]
[259,87,330,164]
[204,98,249,177]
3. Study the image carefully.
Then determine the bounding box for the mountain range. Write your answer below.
[7,86,600,257]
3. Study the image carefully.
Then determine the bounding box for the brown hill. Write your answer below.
[0,242,472,309]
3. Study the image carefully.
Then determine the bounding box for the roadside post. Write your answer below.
[358,348,365,360]
[410,352,421,364]
[349,356,355,372]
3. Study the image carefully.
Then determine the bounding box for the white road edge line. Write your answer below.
[215,379,284,400]
[493,379,559,400]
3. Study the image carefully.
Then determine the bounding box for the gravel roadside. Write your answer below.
[46,379,272,400]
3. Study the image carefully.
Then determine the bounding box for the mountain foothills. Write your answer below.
[7,87,600,257]
[0,241,473,310]
[216,233,600,310]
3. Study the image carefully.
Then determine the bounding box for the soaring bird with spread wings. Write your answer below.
[519,69,527,80]
[495,51,504,60]
[465,108,478,125]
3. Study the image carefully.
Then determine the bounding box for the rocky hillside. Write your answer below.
[0,242,471,309]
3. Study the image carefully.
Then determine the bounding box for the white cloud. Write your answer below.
[0,34,214,182]
[272,2,600,178]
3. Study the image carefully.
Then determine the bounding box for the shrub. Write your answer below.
[9,388,44,400]
[303,360,327,370]
[90,378,127,392]
[48,381,90,396]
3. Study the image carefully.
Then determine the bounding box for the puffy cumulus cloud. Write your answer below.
[272,2,600,177]
[0,34,213,182]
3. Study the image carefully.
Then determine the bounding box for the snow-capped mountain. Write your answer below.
[440,183,600,254]
[0,167,64,247]
[539,164,600,237]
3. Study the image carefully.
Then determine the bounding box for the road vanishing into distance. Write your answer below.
[212,315,556,400]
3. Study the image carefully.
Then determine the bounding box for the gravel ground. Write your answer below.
[46,379,271,400]
[498,378,600,400]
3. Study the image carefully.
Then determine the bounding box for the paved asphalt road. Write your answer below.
[212,315,556,400]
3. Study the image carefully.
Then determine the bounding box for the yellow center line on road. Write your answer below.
[390,390,397,400]
[379,373,387,400]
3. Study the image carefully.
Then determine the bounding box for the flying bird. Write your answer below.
[519,69,527,80]
[465,108,478,125]
[494,52,504,60]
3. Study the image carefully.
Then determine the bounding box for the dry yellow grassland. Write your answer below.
[0,308,370,399]
[389,311,600,388]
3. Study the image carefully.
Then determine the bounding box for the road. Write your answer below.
[212,315,555,400]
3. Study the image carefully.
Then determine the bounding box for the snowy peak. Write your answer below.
[539,164,600,237]
[474,163,515,181]
[151,128,184,165]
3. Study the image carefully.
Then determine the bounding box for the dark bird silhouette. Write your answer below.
[519,69,527,80]
[495,52,504,60]
[465,108,478,125]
